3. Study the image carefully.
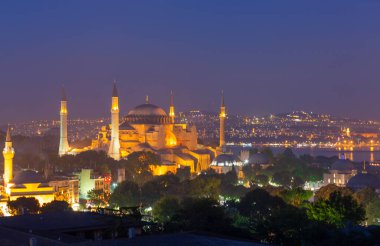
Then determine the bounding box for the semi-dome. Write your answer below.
[128,103,167,117]
[12,170,46,184]
[331,159,355,171]
[123,103,172,125]
[249,153,270,165]
[347,173,380,190]
[119,122,135,131]
[211,154,242,167]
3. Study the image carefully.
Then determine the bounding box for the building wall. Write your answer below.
[323,170,357,187]
[173,124,197,150]
[149,164,177,176]
[76,169,110,199]
[48,178,79,205]
[174,155,195,173]
[8,183,55,205]
[187,151,211,172]
[77,169,95,199]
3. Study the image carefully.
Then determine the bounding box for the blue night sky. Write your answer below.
[0,1,380,123]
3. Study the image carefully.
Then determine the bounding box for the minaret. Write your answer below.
[59,87,70,156]
[219,91,226,147]
[3,126,14,186]
[169,90,175,123]
[108,82,121,160]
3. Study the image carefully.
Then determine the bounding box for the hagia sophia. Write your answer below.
[59,83,228,175]
[0,83,233,214]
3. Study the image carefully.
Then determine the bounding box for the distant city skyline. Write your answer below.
[1,1,380,123]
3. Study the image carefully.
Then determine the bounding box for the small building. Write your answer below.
[75,169,110,199]
[323,158,357,187]
[48,175,79,205]
[210,154,244,178]
[6,170,55,205]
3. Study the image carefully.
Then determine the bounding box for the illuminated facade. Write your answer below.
[59,87,70,156]
[108,83,121,160]
[323,156,357,187]
[75,169,110,199]
[219,91,226,148]
[3,126,14,186]
[48,175,79,205]
[210,153,244,179]
[92,90,214,175]
[169,90,175,123]
[1,129,55,209]
[149,161,178,176]
[6,170,55,205]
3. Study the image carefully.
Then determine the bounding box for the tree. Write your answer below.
[299,154,314,165]
[272,171,292,188]
[220,184,249,201]
[87,189,109,207]
[254,174,269,186]
[141,174,181,206]
[255,206,309,245]
[109,181,140,208]
[175,166,190,181]
[124,151,158,185]
[260,147,274,162]
[187,175,221,199]
[353,187,378,206]
[238,189,286,225]
[264,185,286,197]
[242,165,261,183]
[365,198,380,225]
[283,148,296,160]
[7,197,40,215]
[280,188,312,207]
[222,168,238,186]
[41,200,71,213]
[174,197,231,232]
[314,184,353,201]
[306,191,365,228]
[354,188,380,225]
[153,196,180,224]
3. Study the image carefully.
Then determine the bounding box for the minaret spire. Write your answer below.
[108,82,121,160]
[61,86,67,101]
[221,90,225,107]
[5,125,11,142]
[59,86,70,156]
[219,90,226,148]
[169,90,175,123]
[145,95,149,104]
[112,80,118,97]
[3,125,14,186]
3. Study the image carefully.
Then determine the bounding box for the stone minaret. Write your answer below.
[108,82,120,160]
[3,126,14,186]
[219,91,226,147]
[169,90,175,123]
[59,87,70,156]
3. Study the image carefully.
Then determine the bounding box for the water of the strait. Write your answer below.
[228,146,380,163]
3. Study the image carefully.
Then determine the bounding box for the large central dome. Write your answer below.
[127,103,167,116]
[123,103,172,125]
